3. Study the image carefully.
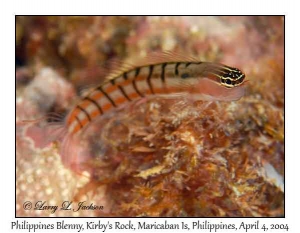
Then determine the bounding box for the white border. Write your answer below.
[2,0,299,232]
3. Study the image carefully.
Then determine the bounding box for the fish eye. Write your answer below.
[225,79,232,85]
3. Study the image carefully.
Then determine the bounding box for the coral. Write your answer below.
[77,97,283,217]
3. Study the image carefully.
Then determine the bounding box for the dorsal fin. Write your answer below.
[105,51,200,81]
[78,83,100,96]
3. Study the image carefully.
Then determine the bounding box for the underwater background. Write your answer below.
[16,16,284,217]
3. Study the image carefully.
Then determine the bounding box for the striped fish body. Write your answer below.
[67,60,246,135]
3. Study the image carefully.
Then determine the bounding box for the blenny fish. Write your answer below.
[25,52,246,172]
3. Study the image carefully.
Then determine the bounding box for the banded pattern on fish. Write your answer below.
[66,53,246,134]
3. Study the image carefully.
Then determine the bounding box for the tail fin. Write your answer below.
[22,113,67,149]
[21,113,93,175]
